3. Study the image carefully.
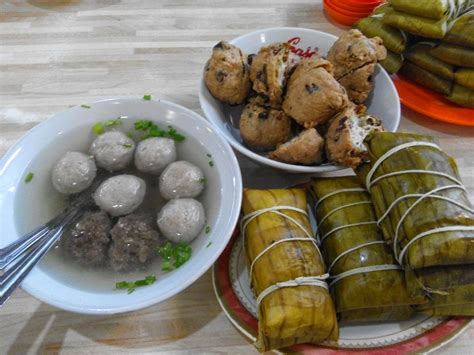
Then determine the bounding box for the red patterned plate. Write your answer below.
[392,74,474,126]
[212,229,471,354]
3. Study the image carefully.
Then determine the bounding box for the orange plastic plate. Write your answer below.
[324,0,362,26]
[393,74,474,126]
[329,0,378,14]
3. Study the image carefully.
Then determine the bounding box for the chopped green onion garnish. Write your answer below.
[24,172,34,183]
[143,94,151,101]
[92,122,105,135]
[105,119,122,127]
[134,120,185,142]
[206,241,212,248]
[123,143,133,148]
[206,153,212,158]
[80,104,91,109]
[167,126,185,142]
[208,161,214,167]
[158,242,192,272]
[115,275,156,294]
[162,260,172,272]
[92,119,122,135]
[205,225,211,234]
[158,242,174,259]
[199,178,207,184]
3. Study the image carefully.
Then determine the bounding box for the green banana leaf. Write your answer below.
[389,0,449,20]
[310,176,423,322]
[416,284,474,316]
[454,68,474,90]
[382,6,449,39]
[405,265,474,299]
[354,16,406,54]
[405,43,454,80]
[444,11,474,48]
[400,62,453,95]
[242,188,338,351]
[362,132,474,271]
[446,84,474,107]
[431,43,474,68]
[380,51,404,74]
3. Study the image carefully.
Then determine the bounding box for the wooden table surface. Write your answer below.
[1,1,473,354]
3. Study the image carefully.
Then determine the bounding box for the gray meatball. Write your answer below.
[94,174,146,216]
[157,198,206,244]
[52,151,97,194]
[159,161,204,200]
[90,131,135,172]
[134,137,176,175]
[109,213,162,272]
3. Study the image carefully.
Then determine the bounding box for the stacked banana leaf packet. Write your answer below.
[309,177,425,322]
[240,133,472,353]
[354,1,474,107]
[305,131,474,322]
[355,131,474,316]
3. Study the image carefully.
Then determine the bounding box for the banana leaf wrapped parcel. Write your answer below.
[354,15,406,54]
[444,10,474,48]
[446,84,474,108]
[380,51,404,74]
[242,188,338,352]
[431,43,474,68]
[359,132,474,315]
[405,43,454,80]
[390,0,444,20]
[310,177,424,322]
[454,68,474,90]
[399,62,452,95]
[382,6,450,39]
[389,0,469,20]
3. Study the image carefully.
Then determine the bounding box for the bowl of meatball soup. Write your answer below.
[0,98,242,314]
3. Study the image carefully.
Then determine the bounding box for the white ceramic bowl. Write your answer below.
[0,98,242,314]
[199,27,401,173]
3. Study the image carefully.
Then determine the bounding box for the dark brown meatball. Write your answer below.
[64,211,111,267]
[109,213,162,272]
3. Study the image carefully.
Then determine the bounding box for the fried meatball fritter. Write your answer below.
[268,128,325,165]
[250,42,300,108]
[204,41,250,105]
[239,99,293,151]
[338,63,377,104]
[326,105,384,168]
[282,58,349,128]
[327,29,386,103]
[327,29,386,79]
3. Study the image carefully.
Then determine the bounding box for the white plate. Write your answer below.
[0,98,242,314]
[199,27,401,173]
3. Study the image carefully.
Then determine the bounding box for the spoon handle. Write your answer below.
[0,210,81,306]
[0,212,65,270]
